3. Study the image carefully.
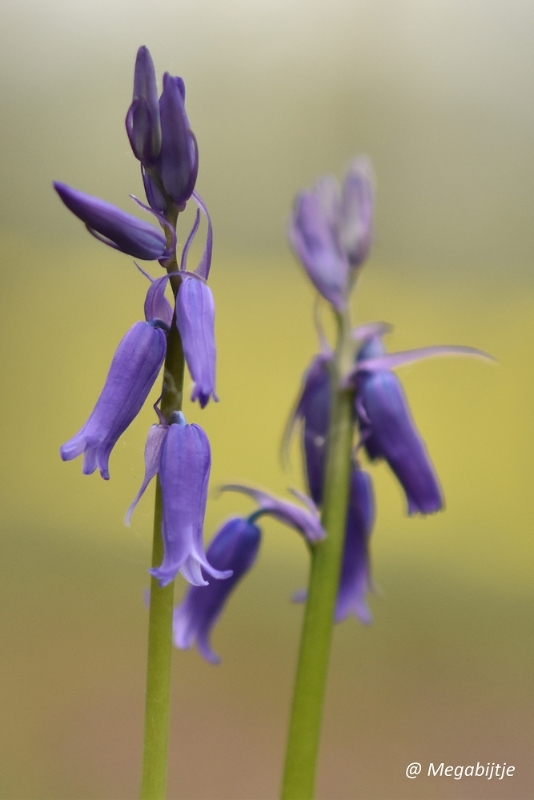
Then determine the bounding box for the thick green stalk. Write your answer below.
[281,312,355,800]
[140,208,184,800]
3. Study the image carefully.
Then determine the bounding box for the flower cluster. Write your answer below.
[58,47,220,586]
[174,159,491,662]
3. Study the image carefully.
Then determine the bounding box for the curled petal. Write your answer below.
[221,484,325,544]
[175,277,218,407]
[192,191,213,280]
[60,321,167,479]
[288,191,349,312]
[173,517,261,663]
[151,421,232,587]
[355,345,495,376]
[53,182,167,260]
[125,423,168,525]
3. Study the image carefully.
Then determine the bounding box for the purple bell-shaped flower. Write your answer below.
[60,277,172,479]
[173,517,261,663]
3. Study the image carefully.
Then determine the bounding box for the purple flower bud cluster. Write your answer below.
[57,47,222,589]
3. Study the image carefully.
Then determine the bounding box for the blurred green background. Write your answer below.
[1,2,533,798]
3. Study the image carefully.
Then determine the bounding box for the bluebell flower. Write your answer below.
[283,353,332,505]
[173,517,262,663]
[53,182,170,260]
[351,335,492,515]
[294,464,375,624]
[158,73,198,210]
[127,412,232,587]
[335,465,375,623]
[175,276,218,407]
[126,45,161,166]
[60,277,171,479]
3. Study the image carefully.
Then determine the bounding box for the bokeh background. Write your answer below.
[1,1,533,798]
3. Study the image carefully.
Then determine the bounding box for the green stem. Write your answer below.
[140,208,184,800]
[281,311,355,800]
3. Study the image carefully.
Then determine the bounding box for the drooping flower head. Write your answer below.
[127,411,232,588]
[60,276,172,479]
[351,334,492,515]
[173,517,262,663]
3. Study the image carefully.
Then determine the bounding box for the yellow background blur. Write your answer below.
[1,2,533,798]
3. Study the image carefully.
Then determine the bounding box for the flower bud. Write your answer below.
[159,73,198,209]
[53,182,168,260]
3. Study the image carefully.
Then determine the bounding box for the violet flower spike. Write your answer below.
[53,182,170,260]
[289,189,349,312]
[60,317,167,480]
[150,413,232,588]
[159,72,199,209]
[175,276,218,407]
[126,45,162,165]
[173,517,261,663]
[221,485,326,544]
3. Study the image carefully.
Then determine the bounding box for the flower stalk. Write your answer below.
[281,310,355,800]
[139,211,184,800]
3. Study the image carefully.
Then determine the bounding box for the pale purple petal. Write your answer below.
[125,423,168,525]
